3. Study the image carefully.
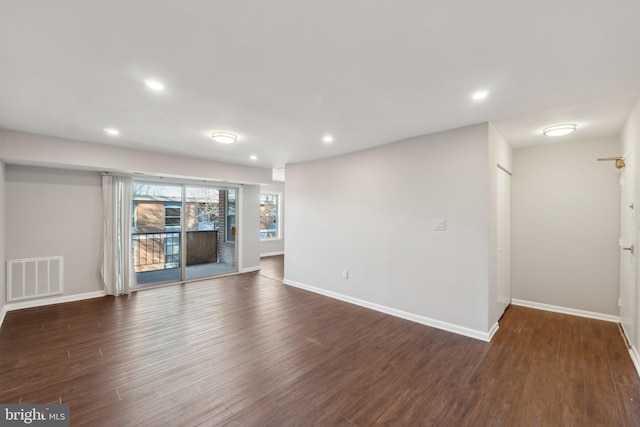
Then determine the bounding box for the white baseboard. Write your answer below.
[630,346,640,379]
[260,251,284,257]
[0,305,7,329]
[283,279,495,342]
[511,299,620,323]
[487,321,500,341]
[240,266,261,273]
[0,290,107,327]
[619,325,640,378]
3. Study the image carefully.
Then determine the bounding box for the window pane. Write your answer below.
[260,193,279,239]
[165,217,180,226]
[226,189,236,243]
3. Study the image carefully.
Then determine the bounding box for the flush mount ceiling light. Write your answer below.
[211,131,237,144]
[104,128,119,136]
[249,155,258,160]
[542,124,577,137]
[323,135,334,143]
[472,90,490,101]
[144,79,165,91]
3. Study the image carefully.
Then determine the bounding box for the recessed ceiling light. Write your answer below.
[472,90,490,101]
[323,135,334,143]
[144,79,165,91]
[211,131,237,144]
[104,128,119,136]
[249,155,258,160]
[542,124,577,137]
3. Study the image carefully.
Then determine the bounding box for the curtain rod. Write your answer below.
[101,172,244,186]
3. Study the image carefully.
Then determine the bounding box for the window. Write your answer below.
[260,193,280,239]
[164,204,181,229]
[132,182,238,286]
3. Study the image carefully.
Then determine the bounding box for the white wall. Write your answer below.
[488,123,513,328]
[6,165,104,298]
[512,137,621,315]
[260,181,285,256]
[0,161,6,318]
[0,129,272,185]
[285,124,492,335]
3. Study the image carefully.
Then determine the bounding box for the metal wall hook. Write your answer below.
[597,157,625,169]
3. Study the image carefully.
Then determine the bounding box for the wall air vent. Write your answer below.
[7,256,64,302]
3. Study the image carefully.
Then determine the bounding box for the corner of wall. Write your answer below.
[512,136,621,317]
[285,124,493,334]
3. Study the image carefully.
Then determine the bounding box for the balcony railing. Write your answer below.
[132,232,180,272]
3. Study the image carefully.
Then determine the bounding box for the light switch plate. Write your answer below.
[433,219,446,231]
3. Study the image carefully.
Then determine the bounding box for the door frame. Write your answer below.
[620,150,635,346]
[131,178,240,288]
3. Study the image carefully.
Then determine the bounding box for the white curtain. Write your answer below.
[101,175,136,295]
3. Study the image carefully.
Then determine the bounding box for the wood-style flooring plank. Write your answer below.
[1,255,639,426]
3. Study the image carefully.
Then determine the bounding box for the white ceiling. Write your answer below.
[1,1,640,169]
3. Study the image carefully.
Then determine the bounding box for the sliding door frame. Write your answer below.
[131,177,241,288]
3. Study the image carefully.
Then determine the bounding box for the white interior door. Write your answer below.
[620,153,635,345]
[497,166,512,314]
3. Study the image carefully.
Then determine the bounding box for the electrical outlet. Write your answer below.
[619,298,623,307]
[433,219,446,231]
[342,269,349,279]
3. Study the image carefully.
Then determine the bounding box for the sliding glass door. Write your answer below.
[184,186,237,279]
[131,182,237,286]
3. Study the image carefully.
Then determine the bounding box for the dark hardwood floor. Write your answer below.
[1,254,640,426]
